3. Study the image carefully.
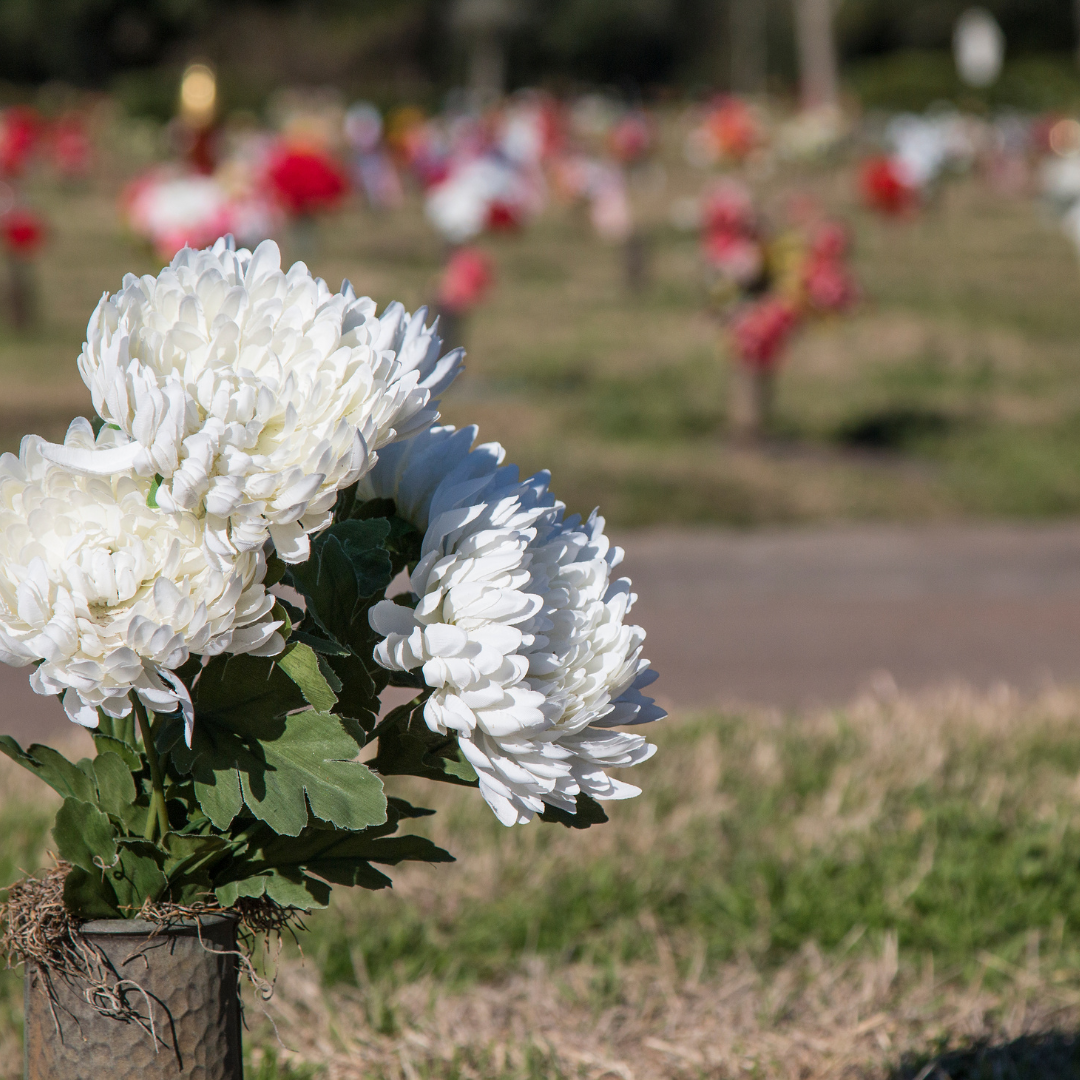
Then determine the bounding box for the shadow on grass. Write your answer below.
[834,406,953,451]
[892,1031,1080,1079]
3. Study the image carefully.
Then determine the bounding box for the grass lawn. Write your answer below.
[8,123,1080,529]
[6,688,1080,1076]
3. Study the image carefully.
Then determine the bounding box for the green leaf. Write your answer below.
[52,798,118,874]
[215,869,330,910]
[278,642,338,712]
[290,628,350,656]
[109,842,168,915]
[192,653,305,737]
[91,734,141,771]
[63,867,119,919]
[0,738,96,802]
[162,833,228,882]
[373,702,479,787]
[539,793,610,830]
[93,752,137,819]
[287,518,394,650]
[265,868,331,908]
[239,711,385,836]
[324,649,382,733]
[186,724,246,830]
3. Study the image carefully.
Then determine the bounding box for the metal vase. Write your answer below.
[23,915,243,1080]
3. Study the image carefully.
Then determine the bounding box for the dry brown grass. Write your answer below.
[250,935,1080,1080]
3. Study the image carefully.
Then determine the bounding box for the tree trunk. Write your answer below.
[1075,0,1080,68]
[730,0,768,94]
[730,363,775,439]
[468,32,506,106]
[793,0,839,110]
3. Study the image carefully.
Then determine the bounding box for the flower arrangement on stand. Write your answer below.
[0,236,664,1077]
[265,142,349,255]
[434,244,494,350]
[0,204,46,330]
[699,182,857,437]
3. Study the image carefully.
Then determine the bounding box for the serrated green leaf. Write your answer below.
[239,711,385,836]
[214,874,267,908]
[0,738,96,802]
[278,642,338,712]
[192,653,304,737]
[91,734,141,771]
[373,702,479,787]
[265,868,331,908]
[63,866,119,919]
[53,798,118,874]
[108,843,168,914]
[287,518,394,650]
[93,752,137,819]
[324,650,383,732]
[214,869,330,910]
[290,625,351,655]
[188,724,246,830]
[313,860,393,889]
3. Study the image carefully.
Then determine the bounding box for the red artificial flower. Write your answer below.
[729,296,800,369]
[267,146,348,217]
[438,247,494,315]
[0,106,40,178]
[485,200,522,232]
[1,207,46,257]
[859,156,916,216]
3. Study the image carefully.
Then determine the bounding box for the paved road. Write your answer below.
[619,521,1080,711]
[7,520,1080,746]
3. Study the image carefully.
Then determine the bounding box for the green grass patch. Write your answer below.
[292,695,1080,994]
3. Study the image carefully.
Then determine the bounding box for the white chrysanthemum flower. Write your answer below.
[41,237,463,564]
[0,420,283,739]
[361,426,665,826]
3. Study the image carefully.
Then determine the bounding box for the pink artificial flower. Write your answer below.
[701,180,757,238]
[703,231,764,285]
[730,297,800,369]
[50,113,92,178]
[608,112,653,165]
[804,255,857,313]
[438,246,494,315]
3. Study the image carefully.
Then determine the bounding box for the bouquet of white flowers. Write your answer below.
[0,236,664,925]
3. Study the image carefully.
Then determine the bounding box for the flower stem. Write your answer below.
[133,695,169,841]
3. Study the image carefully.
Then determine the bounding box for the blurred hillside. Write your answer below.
[5,0,1080,113]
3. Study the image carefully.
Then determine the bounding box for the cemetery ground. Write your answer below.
[6,688,1080,1077]
[8,134,1080,1076]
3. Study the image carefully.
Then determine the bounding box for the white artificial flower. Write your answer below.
[0,420,284,740]
[41,237,463,564]
[361,426,665,826]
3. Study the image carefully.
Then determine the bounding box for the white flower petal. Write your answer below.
[363,425,666,826]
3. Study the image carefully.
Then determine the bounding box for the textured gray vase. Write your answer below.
[23,915,242,1079]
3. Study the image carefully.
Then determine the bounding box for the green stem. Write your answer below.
[133,695,169,841]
